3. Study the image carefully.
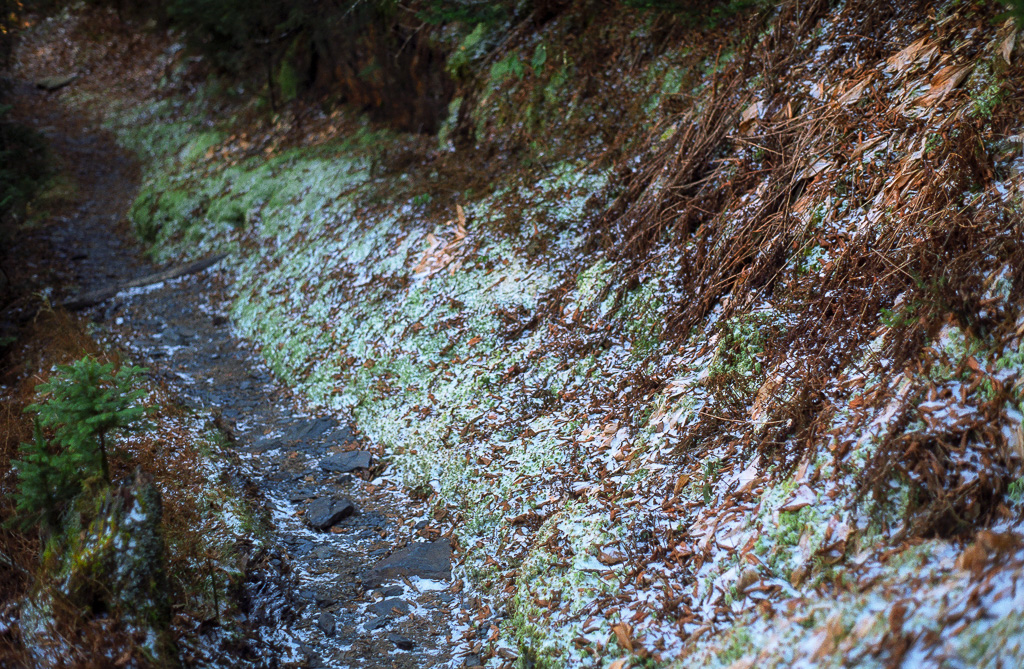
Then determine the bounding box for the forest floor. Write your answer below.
[3,81,472,668]
[6,2,1024,668]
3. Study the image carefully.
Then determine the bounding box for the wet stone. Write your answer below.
[247,437,279,453]
[360,539,452,588]
[311,545,336,559]
[388,633,415,651]
[368,598,410,619]
[340,511,388,529]
[320,450,373,473]
[287,488,316,503]
[286,417,339,441]
[316,612,335,637]
[363,616,388,632]
[306,497,356,530]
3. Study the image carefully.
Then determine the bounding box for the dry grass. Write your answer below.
[505,0,1024,544]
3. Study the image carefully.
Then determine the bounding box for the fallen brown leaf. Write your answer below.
[886,37,939,74]
[956,542,988,579]
[1000,27,1017,65]
[916,64,973,107]
[611,622,633,653]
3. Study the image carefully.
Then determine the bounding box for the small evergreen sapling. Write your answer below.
[10,420,89,530]
[12,356,150,530]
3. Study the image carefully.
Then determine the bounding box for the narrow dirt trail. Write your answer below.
[13,86,466,669]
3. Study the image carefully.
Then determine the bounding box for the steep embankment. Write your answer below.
[15,1,1024,666]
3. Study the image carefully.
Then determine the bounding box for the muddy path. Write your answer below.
[11,85,469,669]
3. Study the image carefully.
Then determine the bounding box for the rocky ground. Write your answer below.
[9,80,474,669]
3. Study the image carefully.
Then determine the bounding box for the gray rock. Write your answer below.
[306,497,356,530]
[311,545,337,560]
[376,586,404,598]
[368,598,410,619]
[360,539,452,588]
[388,633,415,651]
[286,417,338,440]
[320,450,373,473]
[287,488,316,503]
[36,73,78,91]
[316,612,335,636]
[363,616,388,631]
[341,511,388,529]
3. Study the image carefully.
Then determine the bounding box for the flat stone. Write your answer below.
[37,73,78,91]
[340,511,388,529]
[368,598,410,619]
[387,633,415,651]
[360,539,452,588]
[316,612,335,636]
[311,545,337,559]
[306,498,355,530]
[287,488,316,503]
[376,586,403,598]
[284,417,339,443]
[320,450,373,473]
[363,616,388,632]
[246,437,279,453]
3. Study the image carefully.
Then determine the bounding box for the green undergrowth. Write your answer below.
[111,97,386,262]
[2,334,269,665]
